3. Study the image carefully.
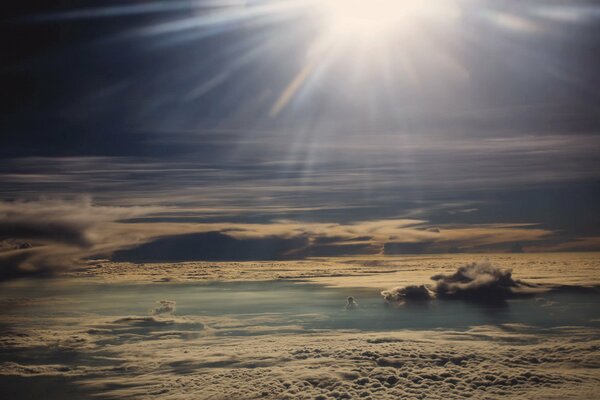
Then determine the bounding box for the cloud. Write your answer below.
[85,315,206,344]
[1,253,599,399]
[112,232,310,262]
[0,198,166,280]
[384,242,435,255]
[111,316,178,327]
[431,261,538,301]
[345,296,358,310]
[0,197,155,246]
[0,240,32,252]
[4,322,598,399]
[526,236,600,252]
[0,245,81,280]
[383,261,543,304]
[290,242,381,258]
[152,300,176,315]
[0,362,102,377]
[110,219,556,262]
[0,197,574,279]
[381,285,434,302]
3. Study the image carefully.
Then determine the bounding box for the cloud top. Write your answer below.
[383,261,543,304]
[152,300,176,315]
[431,261,534,301]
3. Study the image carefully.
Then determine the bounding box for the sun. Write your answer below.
[269,0,462,116]
[319,0,427,38]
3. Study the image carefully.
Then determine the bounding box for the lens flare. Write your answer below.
[319,0,458,38]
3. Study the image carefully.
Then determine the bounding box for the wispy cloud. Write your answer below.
[0,197,562,278]
[0,198,170,279]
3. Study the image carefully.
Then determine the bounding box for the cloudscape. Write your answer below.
[1,0,600,398]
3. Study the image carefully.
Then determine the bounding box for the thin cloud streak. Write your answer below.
[0,197,562,279]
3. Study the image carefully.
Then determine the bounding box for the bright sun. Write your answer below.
[321,0,423,37]
[271,0,461,116]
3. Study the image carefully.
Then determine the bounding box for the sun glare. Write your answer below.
[319,0,439,38]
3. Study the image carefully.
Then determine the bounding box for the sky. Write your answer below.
[1,0,600,279]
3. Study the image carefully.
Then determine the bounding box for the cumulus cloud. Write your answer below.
[431,261,539,301]
[5,324,596,399]
[381,285,434,302]
[383,261,543,304]
[152,300,176,315]
[345,296,358,310]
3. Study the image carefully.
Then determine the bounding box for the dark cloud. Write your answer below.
[0,198,162,280]
[0,240,32,252]
[383,261,543,305]
[431,261,539,303]
[381,285,434,303]
[290,242,381,258]
[112,231,310,262]
[0,202,97,247]
[0,246,80,281]
[112,316,175,326]
[312,236,373,244]
[0,197,569,280]
[152,300,176,315]
[345,296,358,310]
[384,242,436,255]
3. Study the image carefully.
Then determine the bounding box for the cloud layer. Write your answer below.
[1,313,598,399]
[0,196,594,281]
[1,253,599,399]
